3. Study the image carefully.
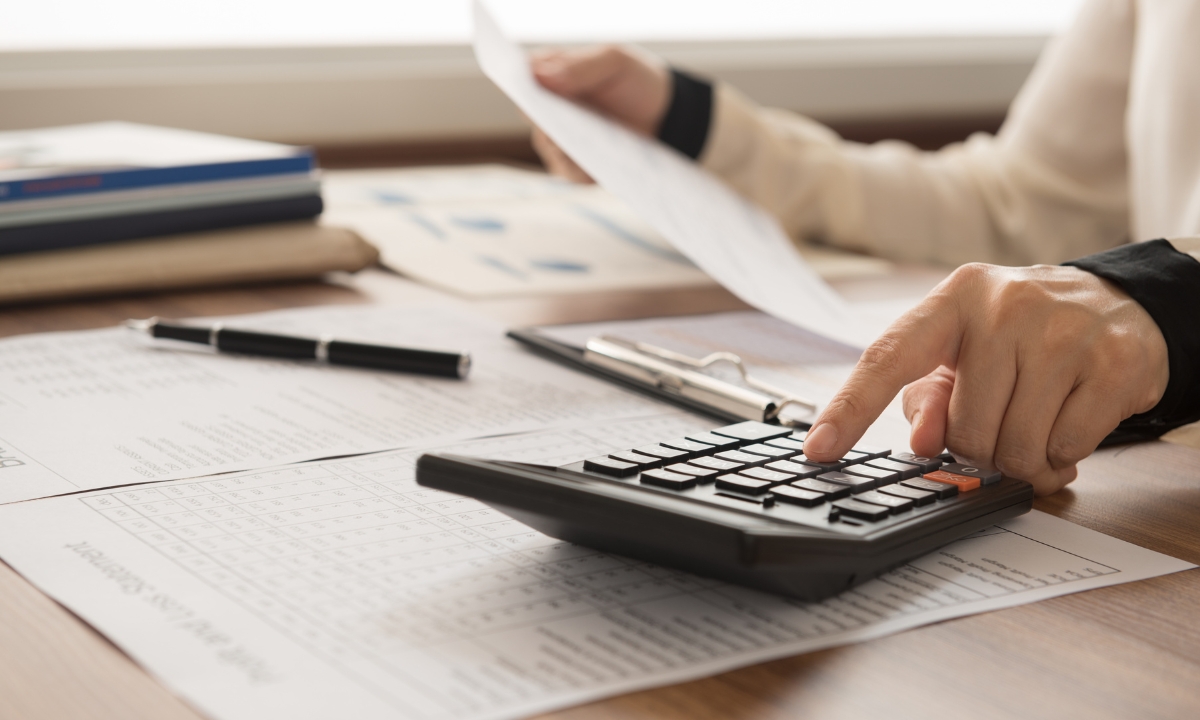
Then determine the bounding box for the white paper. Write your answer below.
[0,304,663,504]
[321,165,891,298]
[472,1,880,348]
[536,309,914,450]
[321,166,714,297]
[0,414,1190,720]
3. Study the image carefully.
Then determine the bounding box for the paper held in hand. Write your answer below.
[471,0,882,349]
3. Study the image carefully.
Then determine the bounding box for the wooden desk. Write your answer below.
[1,269,1197,720]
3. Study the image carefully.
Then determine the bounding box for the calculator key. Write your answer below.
[688,456,744,472]
[712,491,776,508]
[865,458,923,480]
[842,450,872,463]
[770,486,825,507]
[711,421,792,443]
[664,463,721,481]
[788,430,808,442]
[609,450,664,469]
[714,450,770,466]
[892,453,943,473]
[942,463,1002,486]
[715,474,773,495]
[684,432,742,449]
[831,498,891,522]
[794,478,852,499]
[640,469,697,490]
[818,471,877,493]
[878,484,936,506]
[923,469,980,492]
[739,467,795,485]
[901,477,959,499]
[659,438,714,457]
[583,456,639,477]
[741,443,797,459]
[765,460,823,479]
[764,437,805,452]
[841,464,902,485]
[632,444,690,462]
[855,490,915,513]
[850,443,892,460]
[799,456,847,471]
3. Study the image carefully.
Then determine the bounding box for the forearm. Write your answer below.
[656,0,1137,267]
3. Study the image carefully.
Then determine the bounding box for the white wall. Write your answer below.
[0,1,1084,144]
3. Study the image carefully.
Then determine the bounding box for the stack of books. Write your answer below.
[0,121,322,255]
[0,122,380,304]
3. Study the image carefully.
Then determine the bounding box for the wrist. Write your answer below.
[1065,240,1200,439]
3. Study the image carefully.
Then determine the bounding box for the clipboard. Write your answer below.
[508,326,818,427]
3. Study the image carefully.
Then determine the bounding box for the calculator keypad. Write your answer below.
[568,421,998,529]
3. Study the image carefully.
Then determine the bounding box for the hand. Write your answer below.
[529,45,672,182]
[802,263,1170,495]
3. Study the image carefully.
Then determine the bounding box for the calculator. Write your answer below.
[416,421,1034,601]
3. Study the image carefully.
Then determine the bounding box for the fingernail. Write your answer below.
[805,423,838,458]
[912,410,923,432]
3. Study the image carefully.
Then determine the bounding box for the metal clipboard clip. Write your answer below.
[583,335,818,426]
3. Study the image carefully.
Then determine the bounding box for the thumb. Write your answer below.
[531,45,629,100]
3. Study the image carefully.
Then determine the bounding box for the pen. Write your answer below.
[124,317,471,379]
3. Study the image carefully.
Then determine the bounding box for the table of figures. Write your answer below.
[73,415,1126,720]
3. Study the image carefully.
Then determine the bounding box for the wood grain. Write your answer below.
[0,269,1196,720]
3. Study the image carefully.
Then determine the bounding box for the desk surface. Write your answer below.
[1,268,1197,720]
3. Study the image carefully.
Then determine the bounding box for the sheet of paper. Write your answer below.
[536,310,912,450]
[321,165,890,298]
[472,1,881,348]
[0,304,663,504]
[0,414,1190,720]
[322,167,713,297]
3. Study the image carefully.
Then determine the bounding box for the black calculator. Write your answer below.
[416,421,1034,601]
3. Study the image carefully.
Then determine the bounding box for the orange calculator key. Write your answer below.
[922,470,981,492]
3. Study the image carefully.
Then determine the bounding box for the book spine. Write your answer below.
[0,153,315,204]
[0,194,324,256]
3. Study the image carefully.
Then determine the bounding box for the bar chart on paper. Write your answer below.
[322,165,714,297]
[321,165,890,298]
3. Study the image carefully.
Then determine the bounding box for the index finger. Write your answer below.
[802,289,966,461]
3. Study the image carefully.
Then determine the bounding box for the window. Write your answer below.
[0,1,1084,144]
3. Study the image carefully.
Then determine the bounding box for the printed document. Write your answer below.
[0,304,661,504]
[472,1,880,348]
[321,165,890,298]
[0,414,1190,720]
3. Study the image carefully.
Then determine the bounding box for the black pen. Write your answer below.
[124,317,471,379]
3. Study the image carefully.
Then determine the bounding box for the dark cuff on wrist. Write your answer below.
[656,69,714,160]
[1064,239,1200,442]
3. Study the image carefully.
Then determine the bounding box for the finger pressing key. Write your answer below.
[804,286,971,462]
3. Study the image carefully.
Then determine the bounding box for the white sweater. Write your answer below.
[699,0,1200,266]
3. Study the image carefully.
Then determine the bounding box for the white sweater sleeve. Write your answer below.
[699,0,1138,267]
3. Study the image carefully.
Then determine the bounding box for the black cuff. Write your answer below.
[1064,239,1200,442]
[656,69,714,160]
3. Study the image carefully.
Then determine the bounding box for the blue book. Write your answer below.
[0,122,315,204]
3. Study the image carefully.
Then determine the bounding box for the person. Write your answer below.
[526,0,1200,495]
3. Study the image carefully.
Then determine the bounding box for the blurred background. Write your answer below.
[0,0,1085,167]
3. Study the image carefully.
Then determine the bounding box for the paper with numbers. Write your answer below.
[0,413,1190,720]
[0,303,661,505]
